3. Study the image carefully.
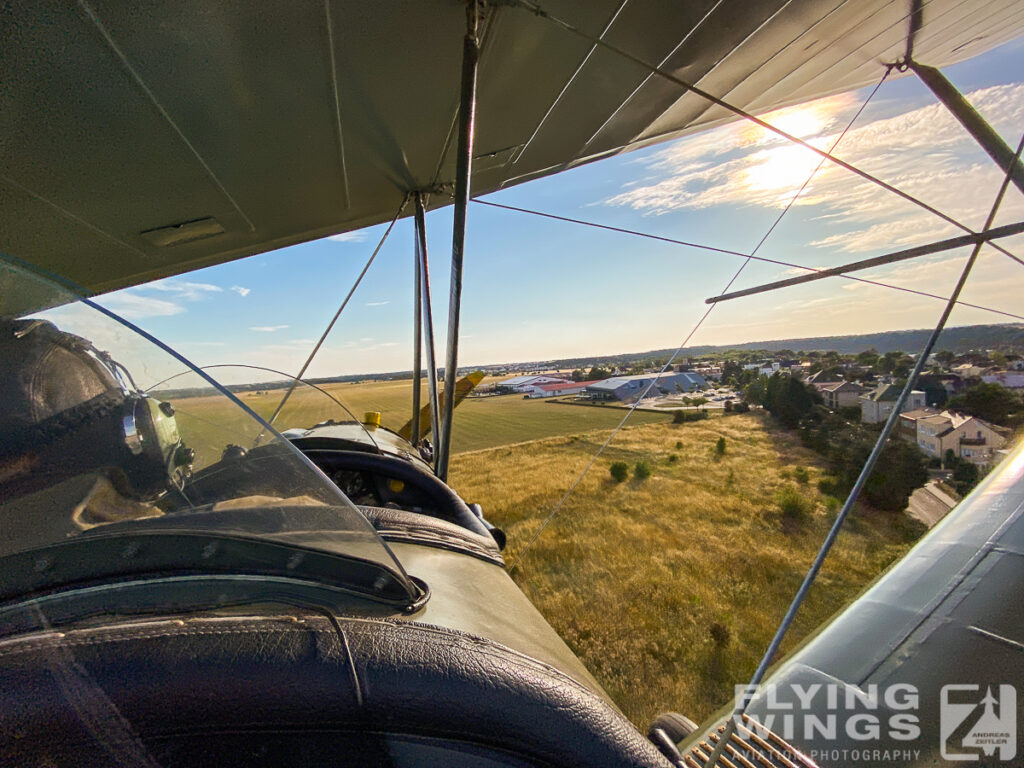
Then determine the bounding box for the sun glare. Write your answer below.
[742,144,823,197]
[737,94,853,146]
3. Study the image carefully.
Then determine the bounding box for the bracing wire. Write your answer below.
[259,194,410,443]
[470,200,1024,322]
[505,0,1024,269]
[701,130,1024,768]
[507,67,890,572]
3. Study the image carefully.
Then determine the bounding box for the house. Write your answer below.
[525,380,600,398]
[952,363,993,379]
[692,365,722,381]
[586,372,707,402]
[495,375,568,393]
[897,407,942,443]
[915,411,1007,466]
[860,384,926,423]
[981,371,1024,389]
[814,380,867,410]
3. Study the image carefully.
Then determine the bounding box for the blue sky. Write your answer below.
[95,37,1024,381]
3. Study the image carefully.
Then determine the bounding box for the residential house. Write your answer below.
[915,411,1007,466]
[952,363,994,379]
[981,371,1024,389]
[897,407,942,443]
[815,380,868,410]
[860,384,926,423]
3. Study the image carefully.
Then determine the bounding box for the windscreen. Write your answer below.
[0,258,415,603]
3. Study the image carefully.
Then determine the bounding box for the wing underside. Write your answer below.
[2,0,1022,293]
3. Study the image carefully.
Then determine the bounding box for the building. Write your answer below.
[525,380,600,398]
[897,407,942,442]
[981,371,1024,389]
[586,372,707,402]
[814,380,867,410]
[495,375,568,394]
[914,411,1007,466]
[859,384,926,423]
[692,365,722,381]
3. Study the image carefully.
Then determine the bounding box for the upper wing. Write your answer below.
[2,1,1021,294]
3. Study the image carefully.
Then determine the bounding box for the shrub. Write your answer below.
[675,440,683,449]
[668,454,679,463]
[715,436,726,456]
[709,622,731,649]
[733,401,750,413]
[817,475,842,497]
[793,466,809,484]
[609,461,629,483]
[634,460,652,480]
[673,409,708,423]
[776,486,813,528]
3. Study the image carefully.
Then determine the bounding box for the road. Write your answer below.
[907,480,958,527]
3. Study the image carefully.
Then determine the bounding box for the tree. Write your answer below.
[715,437,726,456]
[763,373,818,428]
[721,360,743,385]
[856,349,879,368]
[609,462,629,482]
[861,439,928,511]
[934,350,955,367]
[951,457,980,496]
[588,366,611,380]
[570,368,588,382]
[946,382,1020,425]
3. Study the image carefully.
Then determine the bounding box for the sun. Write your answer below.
[742,144,823,196]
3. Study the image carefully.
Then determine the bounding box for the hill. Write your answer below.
[476,323,1024,374]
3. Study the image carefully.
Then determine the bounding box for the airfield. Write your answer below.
[172,378,925,728]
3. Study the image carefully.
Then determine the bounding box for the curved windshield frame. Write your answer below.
[0,257,416,605]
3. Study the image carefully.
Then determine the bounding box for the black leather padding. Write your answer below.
[0,612,671,768]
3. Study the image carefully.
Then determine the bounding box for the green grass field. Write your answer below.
[449,412,925,728]
[168,378,674,462]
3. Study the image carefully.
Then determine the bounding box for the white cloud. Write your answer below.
[230,285,251,297]
[139,278,223,301]
[249,325,290,332]
[365,300,389,306]
[606,84,1024,255]
[327,231,367,243]
[99,292,185,319]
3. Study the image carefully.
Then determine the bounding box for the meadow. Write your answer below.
[168,377,674,459]
[165,378,925,730]
[448,412,925,728]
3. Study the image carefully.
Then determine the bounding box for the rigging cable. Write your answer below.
[701,130,1024,768]
[470,200,1024,322]
[261,194,410,441]
[504,0,1024,269]
[507,67,890,572]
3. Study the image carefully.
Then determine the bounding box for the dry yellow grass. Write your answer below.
[449,411,924,729]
